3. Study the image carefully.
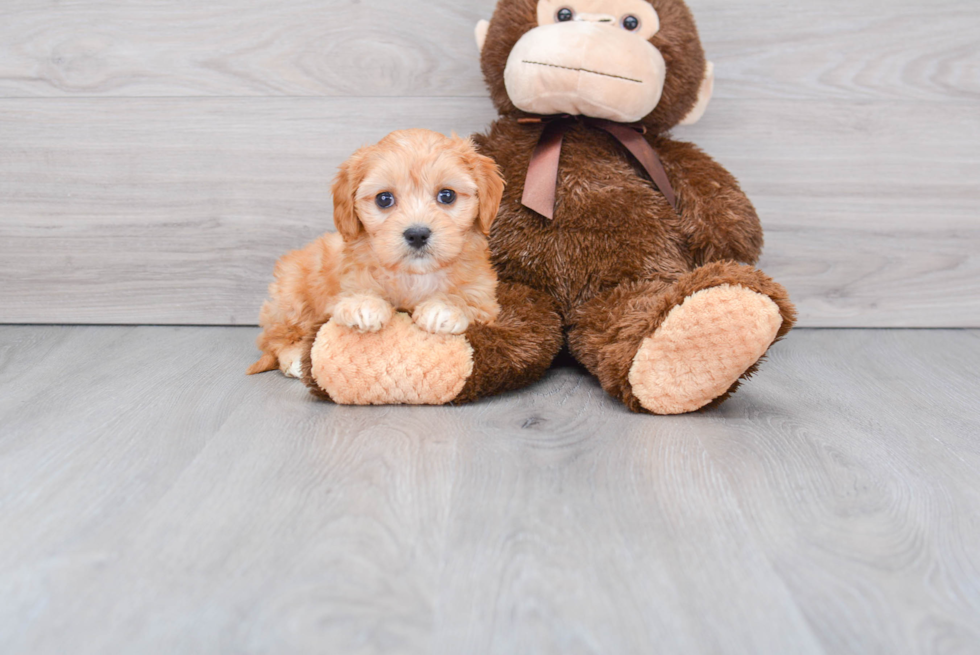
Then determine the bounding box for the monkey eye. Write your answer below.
[622,15,640,31]
[556,7,574,22]
[375,192,395,209]
[437,189,457,205]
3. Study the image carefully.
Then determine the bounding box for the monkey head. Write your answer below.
[476,0,714,130]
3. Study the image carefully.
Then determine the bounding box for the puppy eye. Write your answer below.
[556,7,573,22]
[622,15,639,31]
[437,189,457,205]
[375,192,395,209]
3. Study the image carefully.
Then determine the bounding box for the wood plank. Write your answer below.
[691,0,980,103]
[0,324,450,653]
[0,0,976,102]
[1,326,979,653]
[1,97,977,327]
[675,99,980,328]
[430,384,824,654]
[698,329,980,653]
[0,0,496,98]
[0,97,497,325]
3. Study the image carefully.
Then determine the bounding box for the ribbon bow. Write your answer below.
[520,116,678,220]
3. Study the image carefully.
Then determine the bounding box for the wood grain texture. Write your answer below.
[0,97,496,325]
[1,0,978,327]
[1,96,977,327]
[1,326,979,654]
[692,0,980,103]
[677,100,980,328]
[0,0,976,102]
[0,0,497,98]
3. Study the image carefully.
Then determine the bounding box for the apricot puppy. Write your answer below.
[248,129,505,378]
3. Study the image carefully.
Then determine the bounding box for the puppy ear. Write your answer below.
[331,156,364,241]
[460,140,504,235]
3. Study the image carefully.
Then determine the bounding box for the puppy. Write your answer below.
[248,129,505,378]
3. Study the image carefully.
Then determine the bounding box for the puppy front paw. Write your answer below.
[278,344,305,378]
[413,301,470,335]
[333,296,394,333]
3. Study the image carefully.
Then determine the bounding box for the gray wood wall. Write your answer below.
[1,0,977,327]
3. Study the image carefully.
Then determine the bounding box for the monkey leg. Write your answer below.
[567,261,796,414]
[299,282,563,405]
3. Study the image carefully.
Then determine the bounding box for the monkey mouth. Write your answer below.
[521,60,643,84]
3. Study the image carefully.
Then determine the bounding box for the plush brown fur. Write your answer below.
[453,281,564,404]
[468,0,796,412]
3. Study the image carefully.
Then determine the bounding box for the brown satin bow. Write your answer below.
[520,116,678,220]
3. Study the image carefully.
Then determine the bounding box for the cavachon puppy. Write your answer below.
[248,129,505,378]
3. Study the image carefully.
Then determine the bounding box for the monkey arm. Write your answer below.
[655,137,765,267]
[298,281,563,406]
[451,281,563,403]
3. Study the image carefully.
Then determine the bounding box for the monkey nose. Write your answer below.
[576,12,617,24]
[403,226,431,250]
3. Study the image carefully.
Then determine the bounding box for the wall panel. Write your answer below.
[0,0,977,326]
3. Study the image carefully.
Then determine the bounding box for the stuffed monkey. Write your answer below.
[303,0,795,414]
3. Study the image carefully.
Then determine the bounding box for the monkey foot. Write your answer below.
[309,313,474,405]
[628,284,783,415]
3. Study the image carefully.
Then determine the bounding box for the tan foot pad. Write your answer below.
[310,313,474,405]
[628,284,783,415]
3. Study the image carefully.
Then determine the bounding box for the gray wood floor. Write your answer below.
[1,326,979,654]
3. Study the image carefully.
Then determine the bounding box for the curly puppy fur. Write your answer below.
[249,129,504,377]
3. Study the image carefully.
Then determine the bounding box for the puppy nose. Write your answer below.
[403,226,431,249]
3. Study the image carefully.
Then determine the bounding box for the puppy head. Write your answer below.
[331,129,504,274]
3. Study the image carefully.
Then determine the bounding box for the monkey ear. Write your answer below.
[460,140,504,235]
[679,62,715,126]
[331,157,364,242]
[475,20,489,53]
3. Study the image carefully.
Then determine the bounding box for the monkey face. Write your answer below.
[504,0,667,122]
[478,0,712,131]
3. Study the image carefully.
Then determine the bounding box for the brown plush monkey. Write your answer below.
[302,0,795,414]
